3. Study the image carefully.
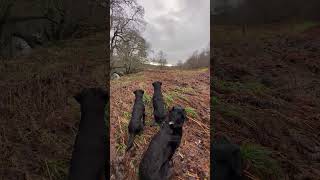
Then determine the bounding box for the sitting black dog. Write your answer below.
[212,134,242,180]
[69,88,108,180]
[126,89,145,151]
[139,106,187,180]
[152,81,166,125]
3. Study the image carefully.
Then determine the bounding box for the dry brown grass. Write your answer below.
[0,33,106,179]
[110,69,210,180]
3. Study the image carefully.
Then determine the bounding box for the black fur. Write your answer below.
[126,89,145,151]
[69,88,108,180]
[212,135,242,180]
[152,81,166,125]
[139,106,187,180]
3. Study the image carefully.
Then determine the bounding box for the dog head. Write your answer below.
[152,81,162,88]
[133,89,144,97]
[74,88,108,110]
[168,106,187,128]
[212,136,242,179]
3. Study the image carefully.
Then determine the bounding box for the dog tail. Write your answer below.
[126,134,135,151]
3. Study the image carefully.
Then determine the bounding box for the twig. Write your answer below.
[243,170,260,180]
[188,117,210,136]
[44,160,52,180]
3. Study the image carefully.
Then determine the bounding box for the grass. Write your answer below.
[115,142,127,154]
[216,79,269,95]
[211,96,219,107]
[164,93,174,108]
[135,134,146,145]
[241,144,282,179]
[164,87,193,104]
[0,31,108,180]
[185,107,197,118]
[123,111,131,120]
[218,103,243,120]
[290,20,319,33]
[44,159,69,180]
[143,93,152,105]
[213,21,319,44]
[174,87,195,94]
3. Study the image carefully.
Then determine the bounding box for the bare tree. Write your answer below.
[157,50,167,68]
[149,49,157,62]
[184,46,209,69]
[117,30,149,73]
[176,60,184,69]
[110,0,146,68]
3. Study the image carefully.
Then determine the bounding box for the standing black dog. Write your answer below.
[69,88,108,180]
[152,81,166,125]
[126,89,145,151]
[212,135,242,180]
[139,106,187,180]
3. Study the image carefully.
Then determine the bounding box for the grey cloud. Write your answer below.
[138,0,210,64]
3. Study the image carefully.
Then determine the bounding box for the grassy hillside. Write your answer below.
[110,68,210,180]
[213,22,320,179]
[0,33,106,179]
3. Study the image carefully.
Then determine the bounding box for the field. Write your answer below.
[0,33,106,179]
[213,22,320,179]
[110,68,210,179]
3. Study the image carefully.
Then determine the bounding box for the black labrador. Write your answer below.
[212,134,242,180]
[69,88,108,180]
[152,81,166,125]
[126,89,145,151]
[139,106,187,180]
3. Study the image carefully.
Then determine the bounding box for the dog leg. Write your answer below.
[143,113,146,126]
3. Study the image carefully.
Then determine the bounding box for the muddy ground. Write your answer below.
[110,68,210,179]
[213,25,320,179]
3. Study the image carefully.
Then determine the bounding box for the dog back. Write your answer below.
[69,88,108,180]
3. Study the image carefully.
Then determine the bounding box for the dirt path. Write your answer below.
[110,68,210,180]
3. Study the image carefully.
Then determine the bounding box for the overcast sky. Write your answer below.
[136,0,210,65]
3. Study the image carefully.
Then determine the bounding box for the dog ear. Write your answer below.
[160,81,162,86]
[141,90,144,94]
[74,92,82,104]
[133,90,137,95]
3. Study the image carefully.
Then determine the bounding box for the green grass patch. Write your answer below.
[185,107,197,118]
[123,111,131,120]
[44,159,68,180]
[164,93,174,108]
[218,103,243,120]
[135,134,146,145]
[216,80,269,95]
[115,142,126,154]
[174,87,195,94]
[211,96,219,107]
[241,144,282,179]
[291,21,319,33]
[143,93,152,104]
